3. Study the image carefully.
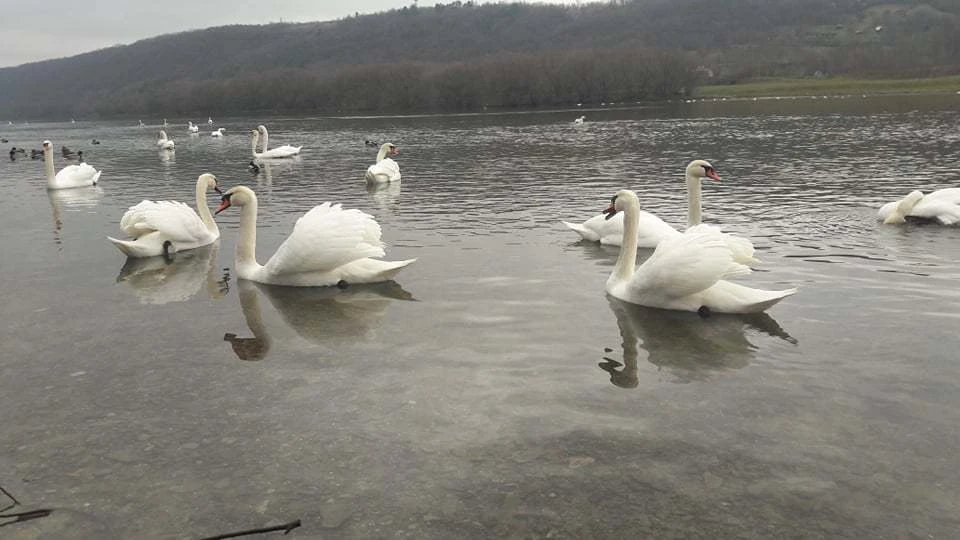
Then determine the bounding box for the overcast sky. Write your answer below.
[1,0,575,68]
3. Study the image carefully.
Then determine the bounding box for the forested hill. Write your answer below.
[2,0,958,118]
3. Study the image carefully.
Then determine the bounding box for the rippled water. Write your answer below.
[2,95,960,538]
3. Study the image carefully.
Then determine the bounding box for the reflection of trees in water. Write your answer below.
[224,279,414,362]
[115,244,230,305]
[600,296,796,387]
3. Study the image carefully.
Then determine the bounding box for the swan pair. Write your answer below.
[42,140,101,189]
[157,130,175,150]
[563,160,757,264]
[249,125,302,159]
[215,186,415,286]
[365,143,401,184]
[878,189,960,225]
[603,190,796,314]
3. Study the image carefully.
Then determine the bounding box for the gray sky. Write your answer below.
[1,0,573,68]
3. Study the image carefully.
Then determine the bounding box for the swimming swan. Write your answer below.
[255,124,302,158]
[603,190,795,314]
[365,143,401,184]
[107,173,222,258]
[877,188,960,225]
[42,140,101,189]
[157,130,175,149]
[215,186,416,286]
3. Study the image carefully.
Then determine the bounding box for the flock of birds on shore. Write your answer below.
[5,114,960,317]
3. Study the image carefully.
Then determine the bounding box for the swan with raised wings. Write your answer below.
[157,130,175,150]
[255,124,302,158]
[107,173,222,258]
[563,160,757,263]
[42,140,101,189]
[603,190,795,314]
[878,188,960,225]
[365,143,401,184]
[215,186,415,286]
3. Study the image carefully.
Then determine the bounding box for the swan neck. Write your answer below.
[260,128,268,152]
[250,133,260,158]
[235,198,261,277]
[613,201,639,281]
[376,147,388,162]
[686,174,702,226]
[195,180,217,233]
[44,149,55,187]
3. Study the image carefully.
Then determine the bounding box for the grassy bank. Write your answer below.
[694,76,960,98]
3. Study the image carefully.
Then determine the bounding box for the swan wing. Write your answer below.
[118,200,209,242]
[912,188,960,224]
[54,163,100,187]
[259,146,301,158]
[263,202,386,276]
[629,225,747,299]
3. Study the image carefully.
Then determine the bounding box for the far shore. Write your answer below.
[694,75,960,98]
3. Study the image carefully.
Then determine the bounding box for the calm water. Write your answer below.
[2,95,960,538]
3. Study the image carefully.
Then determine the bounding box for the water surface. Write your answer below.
[2,95,960,538]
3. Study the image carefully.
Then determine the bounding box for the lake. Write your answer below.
[2,95,960,538]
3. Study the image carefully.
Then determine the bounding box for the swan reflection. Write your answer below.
[158,149,175,165]
[224,279,414,361]
[115,243,230,305]
[46,187,103,245]
[601,296,796,386]
[366,181,402,212]
[250,156,301,186]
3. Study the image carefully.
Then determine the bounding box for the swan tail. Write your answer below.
[561,221,600,242]
[91,170,102,185]
[705,281,798,314]
[342,258,417,284]
[741,288,798,313]
[107,236,163,258]
[724,234,760,266]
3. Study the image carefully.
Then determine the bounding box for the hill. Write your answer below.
[1,0,958,118]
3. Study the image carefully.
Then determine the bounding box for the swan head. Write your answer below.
[381,143,399,156]
[42,140,52,152]
[603,189,639,220]
[199,173,222,195]
[686,159,721,181]
[257,125,267,134]
[215,185,256,215]
[883,190,924,224]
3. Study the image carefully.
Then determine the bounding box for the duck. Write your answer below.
[42,140,101,189]
[365,143,401,184]
[91,139,101,145]
[877,189,960,225]
[254,125,301,158]
[211,127,226,137]
[248,160,260,174]
[562,160,756,264]
[61,145,76,157]
[602,190,795,314]
[364,140,379,147]
[157,130,175,150]
[214,186,416,286]
[107,173,222,258]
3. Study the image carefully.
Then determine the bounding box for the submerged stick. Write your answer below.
[200,519,301,539]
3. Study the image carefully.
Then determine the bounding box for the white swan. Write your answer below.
[188,121,199,133]
[157,130,175,149]
[215,186,416,286]
[254,124,302,158]
[107,173,222,258]
[211,127,225,137]
[877,188,960,225]
[42,140,101,190]
[208,117,214,125]
[365,143,401,184]
[563,160,758,263]
[574,115,586,124]
[603,190,795,314]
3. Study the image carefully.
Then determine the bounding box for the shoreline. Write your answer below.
[694,75,960,98]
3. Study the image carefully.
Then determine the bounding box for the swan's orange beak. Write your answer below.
[215,196,231,215]
[706,169,721,181]
[603,204,618,220]
[390,147,399,156]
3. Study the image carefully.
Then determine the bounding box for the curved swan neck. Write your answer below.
[686,173,702,226]
[235,197,262,277]
[613,199,640,281]
[259,127,269,152]
[376,146,389,162]
[195,180,217,232]
[250,133,261,158]
[43,148,56,188]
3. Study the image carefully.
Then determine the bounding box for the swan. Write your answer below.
[157,130,175,149]
[603,190,795,314]
[365,143,401,184]
[877,188,960,225]
[162,118,168,128]
[563,160,755,257]
[42,140,101,189]
[188,121,199,133]
[208,117,214,125]
[214,185,416,286]
[574,115,586,124]
[107,173,222,258]
[255,124,302,158]
[211,128,225,137]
